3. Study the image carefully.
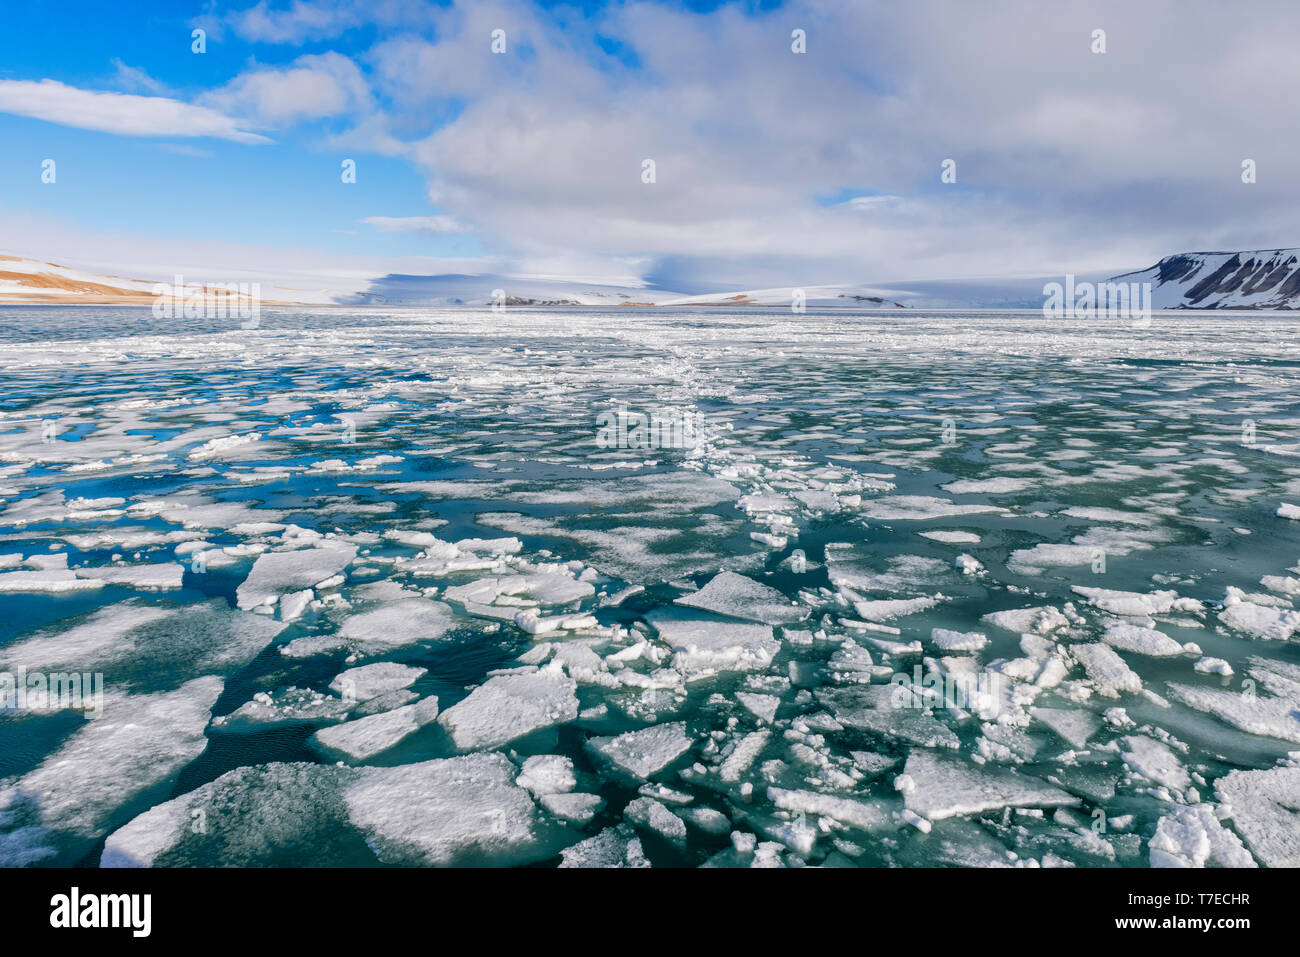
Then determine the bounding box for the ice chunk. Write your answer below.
[438,664,579,751]
[343,753,553,866]
[853,596,942,622]
[1,599,284,692]
[942,477,1032,494]
[899,751,1076,821]
[1031,707,1101,750]
[1167,658,1300,744]
[101,762,356,867]
[1102,623,1185,657]
[647,611,780,675]
[335,598,456,653]
[1072,586,1200,617]
[539,792,603,825]
[588,722,694,779]
[1214,765,1300,867]
[859,496,1006,520]
[558,824,648,868]
[719,729,770,782]
[330,662,426,701]
[768,787,889,832]
[931,628,987,652]
[735,691,780,723]
[1119,735,1189,792]
[1070,643,1142,697]
[0,564,103,592]
[76,562,184,590]
[674,571,808,625]
[918,530,981,544]
[1218,598,1300,641]
[816,685,960,750]
[211,687,352,730]
[236,542,356,610]
[982,606,1070,636]
[1149,803,1255,868]
[516,755,577,796]
[624,797,687,847]
[309,697,440,761]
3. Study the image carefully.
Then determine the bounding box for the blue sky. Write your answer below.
[1,1,1298,293]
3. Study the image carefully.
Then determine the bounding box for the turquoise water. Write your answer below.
[0,306,1297,868]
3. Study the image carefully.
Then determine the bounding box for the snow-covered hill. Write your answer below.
[337,273,686,306]
[0,254,344,306]
[1110,249,1300,310]
[0,254,160,304]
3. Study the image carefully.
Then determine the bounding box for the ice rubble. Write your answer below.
[1148,803,1255,868]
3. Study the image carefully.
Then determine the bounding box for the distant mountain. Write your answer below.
[1110,249,1300,310]
[657,284,909,308]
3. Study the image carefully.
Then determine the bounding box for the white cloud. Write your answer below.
[0,79,269,144]
[201,52,371,126]
[109,59,171,96]
[219,0,435,45]
[33,0,1300,287]
[364,215,468,235]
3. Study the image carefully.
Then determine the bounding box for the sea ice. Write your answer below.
[588,722,694,779]
[438,663,579,751]
[674,571,807,625]
[310,697,440,761]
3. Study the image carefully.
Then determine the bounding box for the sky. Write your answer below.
[1,0,1298,294]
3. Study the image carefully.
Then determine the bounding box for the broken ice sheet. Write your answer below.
[899,751,1077,823]
[438,663,579,751]
[235,540,357,611]
[11,308,1300,868]
[103,753,569,868]
[0,677,223,866]
[674,571,809,625]
[0,599,285,693]
[587,722,694,779]
[645,609,780,676]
